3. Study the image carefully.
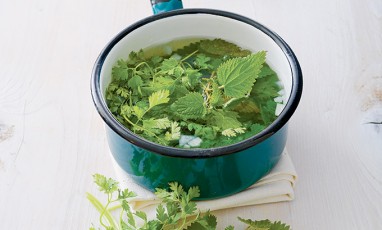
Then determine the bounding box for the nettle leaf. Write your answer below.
[258,63,276,79]
[199,39,251,57]
[145,76,176,94]
[172,92,206,119]
[217,51,266,98]
[251,73,280,102]
[210,110,242,130]
[232,98,260,114]
[149,90,170,108]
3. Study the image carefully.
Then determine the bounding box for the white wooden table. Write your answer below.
[1,0,381,229]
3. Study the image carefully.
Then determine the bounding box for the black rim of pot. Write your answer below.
[91,8,303,158]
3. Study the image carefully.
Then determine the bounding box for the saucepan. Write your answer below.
[91,0,302,199]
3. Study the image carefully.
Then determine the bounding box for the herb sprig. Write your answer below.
[87,174,291,230]
[106,39,281,148]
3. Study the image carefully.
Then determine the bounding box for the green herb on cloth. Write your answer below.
[87,174,290,230]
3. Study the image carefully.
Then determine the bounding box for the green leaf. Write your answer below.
[92,174,119,194]
[118,188,137,199]
[248,124,266,136]
[116,87,129,98]
[127,50,145,65]
[231,98,260,114]
[128,75,143,91]
[120,105,132,117]
[187,186,200,200]
[217,51,266,98]
[194,54,212,69]
[165,121,181,141]
[187,123,217,140]
[156,204,168,222]
[145,76,176,93]
[149,90,170,108]
[270,221,291,230]
[225,226,235,230]
[260,101,277,126]
[184,68,202,88]
[258,63,276,79]
[210,82,223,107]
[199,39,251,57]
[134,210,147,222]
[150,55,163,65]
[221,128,246,137]
[238,217,291,230]
[160,58,179,74]
[172,92,207,119]
[112,60,130,81]
[187,212,217,230]
[133,105,146,120]
[143,117,171,130]
[210,110,242,130]
[251,73,280,103]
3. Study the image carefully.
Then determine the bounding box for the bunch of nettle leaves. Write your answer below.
[106,39,281,148]
[87,174,290,230]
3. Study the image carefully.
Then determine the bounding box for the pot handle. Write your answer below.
[150,0,183,14]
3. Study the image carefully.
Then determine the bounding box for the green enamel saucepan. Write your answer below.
[91,0,303,199]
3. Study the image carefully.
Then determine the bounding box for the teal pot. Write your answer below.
[91,9,302,199]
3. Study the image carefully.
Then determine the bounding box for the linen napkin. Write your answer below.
[111,149,297,213]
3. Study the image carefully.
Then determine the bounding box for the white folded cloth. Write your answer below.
[112,149,297,213]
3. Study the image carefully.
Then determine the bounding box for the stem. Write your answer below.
[223,98,238,108]
[108,203,122,212]
[86,193,118,229]
[181,50,198,62]
[99,193,113,228]
[135,61,154,75]
[122,115,140,129]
